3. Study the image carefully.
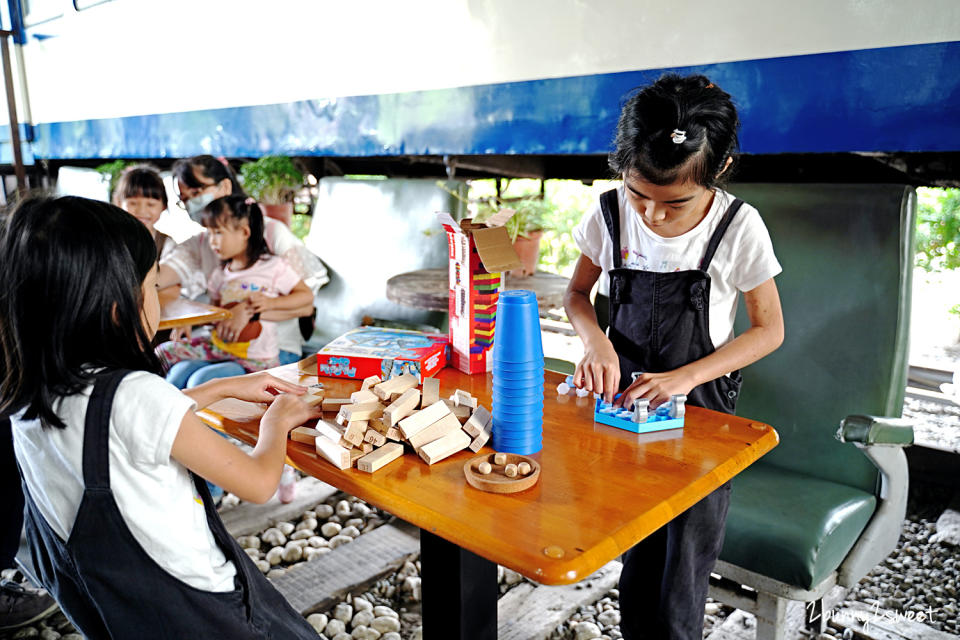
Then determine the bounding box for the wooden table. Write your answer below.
[158,298,230,330]
[386,268,570,314]
[199,365,778,639]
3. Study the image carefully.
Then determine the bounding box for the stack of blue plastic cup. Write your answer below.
[491,290,544,455]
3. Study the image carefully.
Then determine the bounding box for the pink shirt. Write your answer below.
[207,255,301,361]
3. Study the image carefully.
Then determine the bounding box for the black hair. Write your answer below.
[609,73,739,188]
[200,195,270,269]
[171,155,245,196]
[0,196,163,429]
[113,164,168,208]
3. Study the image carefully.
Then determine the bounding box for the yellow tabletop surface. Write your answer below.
[158,298,230,331]
[198,364,778,585]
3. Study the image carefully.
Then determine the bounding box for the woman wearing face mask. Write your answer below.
[158,155,329,387]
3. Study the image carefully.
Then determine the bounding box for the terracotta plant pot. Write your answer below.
[511,230,543,277]
[261,202,294,227]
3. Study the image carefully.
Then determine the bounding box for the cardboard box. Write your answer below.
[436,212,522,374]
[315,327,448,382]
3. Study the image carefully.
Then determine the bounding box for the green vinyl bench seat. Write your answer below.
[721,462,876,591]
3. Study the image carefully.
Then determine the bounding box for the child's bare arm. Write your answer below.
[563,254,621,402]
[620,277,784,408]
[259,301,315,322]
[248,280,312,314]
[170,393,321,503]
[183,371,308,410]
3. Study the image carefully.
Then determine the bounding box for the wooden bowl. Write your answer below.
[463,452,540,494]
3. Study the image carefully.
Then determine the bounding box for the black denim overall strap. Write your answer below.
[598,189,742,640]
[600,188,744,414]
[18,369,316,640]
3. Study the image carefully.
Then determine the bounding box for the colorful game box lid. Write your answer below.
[315,326,449,382]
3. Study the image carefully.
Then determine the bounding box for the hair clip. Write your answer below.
[244,197,256,206]
[670,129,687,144]
[705,83,715,89]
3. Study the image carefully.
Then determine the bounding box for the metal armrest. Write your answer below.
[835,414,913,586]
[836,414,914,447]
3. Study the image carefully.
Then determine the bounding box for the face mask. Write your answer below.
[185,191,217,221]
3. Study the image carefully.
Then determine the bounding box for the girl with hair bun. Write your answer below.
[564,74,785,640]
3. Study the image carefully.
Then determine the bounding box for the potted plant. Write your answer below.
[238,155,304,226]
[475,196,548,277]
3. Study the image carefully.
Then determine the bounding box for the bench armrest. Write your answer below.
[836,415,914,447]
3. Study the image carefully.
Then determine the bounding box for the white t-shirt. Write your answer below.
[12,371,237,592]
[208,255,303,361]
[162,217,329,354]
[573,186,782,348]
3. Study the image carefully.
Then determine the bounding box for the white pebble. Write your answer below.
[398,561,418,578]
[267,568,285,578]
[290,529,314,540]
[304,547,324,561]
[302,510,317,520]
[265,546,284,566]
[306,613,328,632]
[324,618,346,637]
[333,602,353,623]
[315,504,335,519]
[597,610,621,627]
[381,634,401,640]
[237,535,260,549]
[296,517,318,531]
[344,518,365,529]
[402,576,422,601]
[261,528,286,547]
[330,535,354,549]
[321,522,343,538]
[277,521,295,536]
[371,616,401,633]
[351,626,381,640]
[255,559,270,573]
[351,610,375,628]
[282,545,303,563]
[331,634,352,640]
[353,503,372,517]
[336,500,353,517]
[341,525,361,538]
[373,606,398,619]
[40,630,60,640]
[353,597,374,612]
[574,621,602,640]
[502,568,523,586]
[243,547,262,560]
[308,535,329,548]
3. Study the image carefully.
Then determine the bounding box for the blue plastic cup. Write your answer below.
[492,370,545,385]
[491,290,544,364]
[493,410,543,426]
[492,430,542,455]
[492,420,543,436]
[493,400,544,415]
[492,360,545,373]
[492,386,544,403]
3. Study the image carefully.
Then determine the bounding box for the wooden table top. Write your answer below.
[385,268,570,314]
[198,365,778,585]
[158,298,231,331]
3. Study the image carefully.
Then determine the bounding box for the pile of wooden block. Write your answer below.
[289,374,493,474]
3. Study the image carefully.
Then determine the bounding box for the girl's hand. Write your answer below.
[216,303,254,342]
[247,292,273,314]
[261,392,323,436]
[222,371,309,404]
[573,335,621,403]
[170,326,192,342]
[618,369,696,410]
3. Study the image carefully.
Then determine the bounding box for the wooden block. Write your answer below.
[419,429,471,465]
[338,401,385,423]
[368,417,390,435]
[314,419,345,442]
[442,400,472,423]
[322,398,351,413]
[421,377,440,407]
[297,354,317,375]
[383,388,421,427]
[372,373,419,401]
[364,429,387,447]
[350,388,378,404]
[468,423,491,452]
[463,405,491,438]
[349,448,366,466]
[357,442,404,473]
[361,375,381,390]
[315,435,351,470]
[290,426,320,444]
[342,421,367,447]
[398,400,451,439]
[360,442,374,453]
[304,389,326,407]
[385,427,403,441]
[408,412,462,450]
[452,389,478,409]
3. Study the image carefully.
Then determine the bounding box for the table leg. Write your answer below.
[420,529,497,640]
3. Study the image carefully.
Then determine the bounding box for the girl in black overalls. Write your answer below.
[0,196,322,639]
[565,75,785,639]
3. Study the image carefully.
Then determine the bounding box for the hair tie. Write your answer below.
[244,197,256,206]
[705,83,715,89]
[217,156,229,168]
[670,129,687,144]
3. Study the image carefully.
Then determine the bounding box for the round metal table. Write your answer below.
[386,268,569,315]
